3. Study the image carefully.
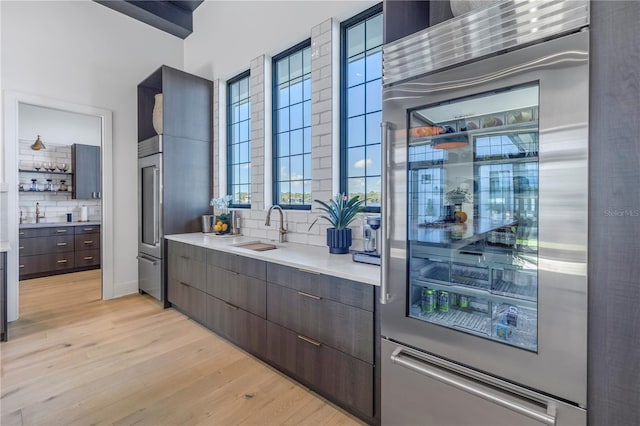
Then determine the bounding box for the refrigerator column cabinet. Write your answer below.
[381,27,589,418]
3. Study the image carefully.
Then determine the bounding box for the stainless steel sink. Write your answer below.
[233,241,278,251]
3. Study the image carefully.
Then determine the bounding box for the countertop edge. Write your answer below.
[19,221,101,229]
[165,233,381,287]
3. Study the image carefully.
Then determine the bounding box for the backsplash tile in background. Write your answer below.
[18,140,102,224]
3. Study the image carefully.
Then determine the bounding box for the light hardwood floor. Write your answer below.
[0,270,362,426]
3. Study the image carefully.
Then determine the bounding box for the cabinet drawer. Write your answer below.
[19,253,75,277]
[167,277,206,324]
[207,249,266,280]
[74,234,100,250]
[75,225,101,235]
[266,321,373,418]
[266,263,374,311]
[75,249,101,268]
[205,294,267,356]
[267,282,373,363]
[206,264,266,317]
[19,228,48,238]
[168,242,206,292]
[19,235,74,257]
[169,240,206,262]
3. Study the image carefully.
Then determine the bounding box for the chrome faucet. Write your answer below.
[35,202,45,223]
[265,205,287,243]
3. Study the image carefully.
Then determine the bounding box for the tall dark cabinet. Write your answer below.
[137,65,212,303]
[72,144,101,199]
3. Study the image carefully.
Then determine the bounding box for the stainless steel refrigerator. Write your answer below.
[380,1,589,424]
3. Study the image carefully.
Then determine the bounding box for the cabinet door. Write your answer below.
[206,264,266,318]
[20,235,74,257]
[266,321,373,418]
[1,253,6,341]
[266,263,374,311]
[75,249,101,268]
[168,241,206,292]
[167,277,206,324]
[205,294,266,356]
[72,144,101,199]
[267,282,373,363]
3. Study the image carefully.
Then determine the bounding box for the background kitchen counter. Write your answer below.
[165,233,381,286]
[19,221,101,229]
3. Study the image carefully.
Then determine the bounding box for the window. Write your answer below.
[227,71,251,207]
[273,40,312,209]
[341,5,383,211]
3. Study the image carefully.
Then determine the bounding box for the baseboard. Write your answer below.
[113,279,139,298]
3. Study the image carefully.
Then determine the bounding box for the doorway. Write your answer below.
[3,91,114,323]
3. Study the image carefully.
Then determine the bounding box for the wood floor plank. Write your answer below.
[0,270,361,426]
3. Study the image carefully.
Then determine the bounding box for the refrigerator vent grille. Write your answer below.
[382,0,589,86]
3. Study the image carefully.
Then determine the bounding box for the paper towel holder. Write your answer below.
[79,205,89,222]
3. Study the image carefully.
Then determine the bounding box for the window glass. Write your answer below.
[227,73,251,206]
[273,43,312,208]
[342,8,383,210]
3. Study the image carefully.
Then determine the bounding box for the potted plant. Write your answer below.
[210,195,232,234]
[309,193,365,254]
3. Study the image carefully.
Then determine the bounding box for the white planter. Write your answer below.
[152,93,163,135]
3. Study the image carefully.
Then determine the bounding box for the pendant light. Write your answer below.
[30,135,46,150]
[432,130,469,150]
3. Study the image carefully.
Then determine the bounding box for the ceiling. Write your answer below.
[94,1,204,39]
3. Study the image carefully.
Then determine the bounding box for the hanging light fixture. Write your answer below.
[30,135,46,150]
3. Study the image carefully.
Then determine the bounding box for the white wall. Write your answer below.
[19,103,102,147]
[1,0,183,313]
[185,1,376,81]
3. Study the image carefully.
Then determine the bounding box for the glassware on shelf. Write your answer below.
[30,179,39,191]
[57,163,69,172]
[59,180,68,192]
[33,162,42,171]
[46,179,54,192]
[42,161,52,172]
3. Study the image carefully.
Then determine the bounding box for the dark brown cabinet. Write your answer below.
[1,252,7,342]
[72,144,101,200]
[165,241,377,423]
[266,321,373,418]
[19,224,101,279]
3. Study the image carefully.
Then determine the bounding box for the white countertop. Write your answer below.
[19,221,101,229]
[165,233,381,286]
[0,242,10,252]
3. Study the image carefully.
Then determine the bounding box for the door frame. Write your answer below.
[3,91,114,321]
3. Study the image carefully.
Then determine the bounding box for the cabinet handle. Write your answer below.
[56,229,67,233]
[19,246,24,250]
[297,335,322,347]
[83,240,93,244]
[57,259,68,264]
[19,232,25,235]
[224,302,239,310]
[83,228,94,232]
[83,256,94,260]
[297,291,321,300]
[297,268,320,275]
[180,255,190,260]
[56,242,68,246]
[19,264,25,268]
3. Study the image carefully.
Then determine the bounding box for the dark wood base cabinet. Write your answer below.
[19,224,101,279]
[166,240,377,424]
[1,252,7,342]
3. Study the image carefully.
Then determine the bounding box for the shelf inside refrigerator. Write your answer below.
[410,281,538,351]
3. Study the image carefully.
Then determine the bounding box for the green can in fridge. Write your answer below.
[421,289,436,313]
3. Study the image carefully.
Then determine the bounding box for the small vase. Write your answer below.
[152,93,163,135]
[326,228,352,254]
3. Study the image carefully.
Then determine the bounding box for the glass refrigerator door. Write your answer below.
[407,83,539,352]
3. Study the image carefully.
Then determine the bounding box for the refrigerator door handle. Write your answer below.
[380,121,391,304]
[390,348,557,425]
[152,167,160,246]
[137,255,159,266]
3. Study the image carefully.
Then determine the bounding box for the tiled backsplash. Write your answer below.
[18,140,102,223]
